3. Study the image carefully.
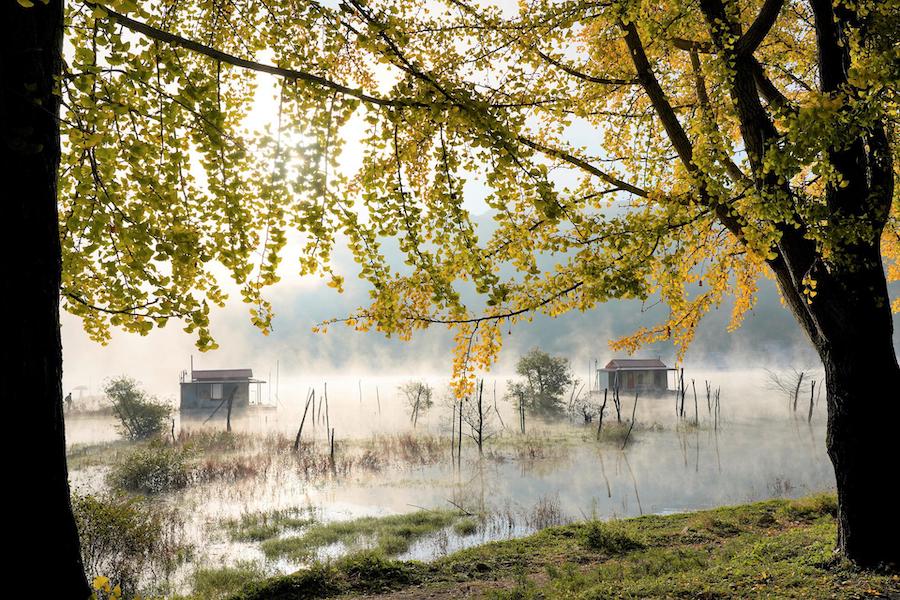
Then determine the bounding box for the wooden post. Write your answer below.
[596,389,608,440]
[451,401,456,463]
[714,387,721,430]
[692,379,698,425]
[615,383,621,423]
[458,397,463,467]
[477,380,484,455]
[317,383,324,424]
[808,380,816,423]
[793,372,805,413]
[293,389,313,451]
[225,387,236,433]
[622,393,639,450]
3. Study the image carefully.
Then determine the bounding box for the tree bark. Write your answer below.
[3,1,90,595]
[693,0,898,569]
[813,252,900,569]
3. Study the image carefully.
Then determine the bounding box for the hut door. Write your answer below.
[626,372,635,389]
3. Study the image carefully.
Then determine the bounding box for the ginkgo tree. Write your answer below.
[5,0,898,593]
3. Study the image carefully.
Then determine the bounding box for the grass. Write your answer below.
[260,509,464,561]
[453,517,479,536]
[67,440,136,470]
[223,507,318,542]
[580,520,644,554]
[190,562,267,600]
[229,495,899,600]
[106,443,192,494]
[233,552,424,600]
[103,439,269,494]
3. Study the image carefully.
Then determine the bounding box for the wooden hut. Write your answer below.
[179,368,266,413]
[596,358,672,394]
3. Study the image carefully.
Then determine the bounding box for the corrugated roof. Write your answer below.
[604,358,668,370]
[192,368,253,381]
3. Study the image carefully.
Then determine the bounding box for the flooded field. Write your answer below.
[65,368,834,596]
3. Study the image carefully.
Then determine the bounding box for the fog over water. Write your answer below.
[60,234,897,593]
[66,366,837,586]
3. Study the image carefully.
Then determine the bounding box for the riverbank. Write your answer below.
[213,494,898,599]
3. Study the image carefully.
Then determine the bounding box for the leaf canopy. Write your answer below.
[59,0,899,394]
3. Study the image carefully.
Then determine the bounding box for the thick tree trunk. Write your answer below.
[823,341,900,569]
[3,1,90,596]
[812,252,900,569]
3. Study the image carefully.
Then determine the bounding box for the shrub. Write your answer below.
[104,376,171,441]
[72,491,188,597]
[107,443,191,494]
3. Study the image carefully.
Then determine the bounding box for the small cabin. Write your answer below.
[596,358,672,394]
[179,368,265,413]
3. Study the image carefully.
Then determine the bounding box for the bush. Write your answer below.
[107,443,191,494]
[105,376,171,441]
[72,491,188,597]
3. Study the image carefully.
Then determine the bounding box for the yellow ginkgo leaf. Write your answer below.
[92,576,110,592]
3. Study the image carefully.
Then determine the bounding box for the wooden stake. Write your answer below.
[293,389,313,451]
[622,393,639,450]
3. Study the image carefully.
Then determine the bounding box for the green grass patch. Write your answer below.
[191,562,267,600]
[232,553,425,600]
[778,492,838,522]
[260,509,463,561]
[581,520,645,554]
[224,507,317,542]
[235,494,899,600]
[453,517,479,536]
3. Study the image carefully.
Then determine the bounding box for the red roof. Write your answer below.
[604,358,668,370]
[192,368,253,381]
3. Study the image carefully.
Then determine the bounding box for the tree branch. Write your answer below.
[517,136,652,198]
[533,48,636,86]
[736,0,785,55]
[89,2,424,108]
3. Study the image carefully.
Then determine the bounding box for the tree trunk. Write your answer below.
[812,255,900,569]
[3,0,90,596]
[823,347,899,568]
[776,233,900,568]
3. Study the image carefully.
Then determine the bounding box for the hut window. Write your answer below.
[211,383,223,400]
